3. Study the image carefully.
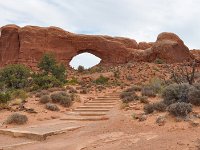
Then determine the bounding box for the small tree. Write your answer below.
[166,60,198,85]
[77,65,85,73]
[38,53,67,82]
[38,53,56,75]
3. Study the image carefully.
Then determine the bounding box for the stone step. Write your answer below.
[95,97,120,100]
[73,108,110,112]
[60,116,109,121]
[97,96,119,99]
[0,122,83,141]
[67,112,107,116]
[84,103,115,106]
[0,135,36,150]
[87,101,117,104]
[77,106,113,109]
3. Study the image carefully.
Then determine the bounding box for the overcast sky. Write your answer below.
[0,0,200,68]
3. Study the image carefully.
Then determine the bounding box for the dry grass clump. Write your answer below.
[5,113,28,124]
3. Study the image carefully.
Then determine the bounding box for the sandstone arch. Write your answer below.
[0,25,194,69]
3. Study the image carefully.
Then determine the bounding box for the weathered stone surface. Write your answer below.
[0,25,195,68]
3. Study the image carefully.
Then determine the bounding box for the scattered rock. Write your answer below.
[189,119,200,127]
[139,115,147,122]
[156,115,166,126]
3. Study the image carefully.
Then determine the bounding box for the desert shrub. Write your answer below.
[153,101,167,112]
[77,65,85,73]
[51,92,72,107]
[154,58,165,64]
[46,103,59,111]
[0,64,31,89]
[67,77,78,85]
[5,113,28,124]
[162,83,191,105]
[139,96,149,104]
[188,84,200,106]
[40,95,51,104]
[94,75,109,85]
[80,88,88,94]
[120,91,139,103]
[113,70,120,78]
[144,104,154,114]
[59,95,72,107]
[10,89,28,100]
[126,75,133,81]
[68,87,77,93]
[0,92,11,104]
[126,85,141,92]
[141,86,156,97]
[33,74,62,89]
[149,78,163,93]
[168,102,192,117]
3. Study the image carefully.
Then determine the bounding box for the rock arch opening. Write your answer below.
[69,52,102,69]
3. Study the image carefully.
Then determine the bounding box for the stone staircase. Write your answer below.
[0,92,121,145]
[61,92,120,121]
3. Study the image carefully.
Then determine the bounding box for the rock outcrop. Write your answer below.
[0,25,195,69]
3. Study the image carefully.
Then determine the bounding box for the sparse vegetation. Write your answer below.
[5,113,28,124]
[139,96,149,104]
[168,102,192,117]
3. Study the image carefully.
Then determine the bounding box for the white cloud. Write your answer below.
[0,0,200,49]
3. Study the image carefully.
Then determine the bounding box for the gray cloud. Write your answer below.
[0,0,200,49]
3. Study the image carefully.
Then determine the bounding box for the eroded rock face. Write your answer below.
[0,25,194,69]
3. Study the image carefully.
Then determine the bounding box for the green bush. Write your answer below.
[5,113,28,124]
[40,95,51,104]
[162,83,191,105]
[94,75,109,85]
[189,84,200,106]
[33,74,62,90]
[77,65,85,73]
[168,102,192,117]
[0,64,30,89]
[67,77,78,85]
[141,86,156,97]
[46,103,59,111]
[0,92,11,104]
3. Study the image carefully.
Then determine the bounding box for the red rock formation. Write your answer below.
[0,25,195,69]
